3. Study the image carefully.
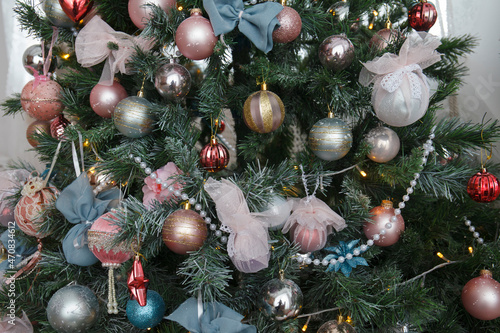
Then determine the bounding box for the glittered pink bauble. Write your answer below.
[290,224,324,253]
[87,211,134,266]
[462,270,500,321]
[0,169,31,227]
[162,208,208,255]
[369,28,399,51]
[200,138,230,172]
[58,0,94,22]
[408,1,438,31]
[175,9,218,61]
[363,200,404,247]
[21,79,65,121]
[14,186,58,238]
[128,0,177,29]
[50,114,70,140]
[272,6,302,44]
[89,82,128,118]
[26,120,51,148]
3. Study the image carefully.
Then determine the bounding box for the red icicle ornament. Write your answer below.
[127,256,149,306]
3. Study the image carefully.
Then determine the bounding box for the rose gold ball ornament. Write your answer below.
[21,78,65,121]
[90,81,128,118]
[26,120,51,148]
[243,83,285,134]
[50,114,71,140]
[113,94,154,138]
[365,126,400,163]
[369,28,399,51]
[462,270,500,321]
[363,200,404,247]
[318,34,355,71]
[162,204,208,255]
[272,0,302,44]
[317,319,356,333]
[175,9,218,61]
[154,60,192,101]
[128,0,177,29]
[200,137,230,172]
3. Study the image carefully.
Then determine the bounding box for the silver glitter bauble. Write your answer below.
[317,320,356,333]
[113,96,154,138]
[259,277,303,320]
[318,35,355,71]
[154,61,191,101]
[309,113,352,161]
[43,0,75,28]
[46,285,99,333]
[365,126,400,163]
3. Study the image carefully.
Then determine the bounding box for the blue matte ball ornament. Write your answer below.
[126,290,166,329]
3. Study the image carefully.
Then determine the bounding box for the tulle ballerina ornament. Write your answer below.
[359,31,441,127]
[282,166,347,253]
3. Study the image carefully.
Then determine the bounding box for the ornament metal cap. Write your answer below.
[280,0,287,6]
[190,8,202,15]
[210,136,218,146]
[480,269,493,278]
[381,200,393,208]
[327,111,335,118]
[261,82,268,91]
[183,201,192,210]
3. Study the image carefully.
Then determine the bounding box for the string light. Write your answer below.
[372,9,379,16]
[83,138,90,147]
[177,5,183,11]
[60,53,71,60]
[302,316,311,331]
[355,165,367,177]
[468,247,474,255]
[436,252,450,263]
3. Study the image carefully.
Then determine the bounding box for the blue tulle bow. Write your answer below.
[203,0,283,53]
[167,298,256,333]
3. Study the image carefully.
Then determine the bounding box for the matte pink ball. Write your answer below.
[462,270,500,321]
[272,6,302,43]
[128,0,177,29]
[175,9,218,61]
[21,79,65,121]
[90,82,128,118]
[162,209,208,255]
[290,224,324,253]
[363,200,404,247]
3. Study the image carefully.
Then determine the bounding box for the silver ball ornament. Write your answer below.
[318,320,356,333]
[260,194,291,230]
[114,96,154,138]
[327,1,350,22]
[46,285,99,333]
[259,277,303,320]
[365,126,400,163]
[318,35,355,71]
[309,113,352,161]
[154,61,191,100]
[43,0,75,28]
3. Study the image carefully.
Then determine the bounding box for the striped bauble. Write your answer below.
[243,83,285,134]
[308,112,352,161]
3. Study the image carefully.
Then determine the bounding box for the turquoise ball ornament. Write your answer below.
[308,112,352,161]
[126,290,166,329]
[113,96,154,138]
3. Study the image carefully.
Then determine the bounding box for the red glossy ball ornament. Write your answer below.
[408,0,438,31]
[162,206,208,255]
[50,114,70,140]
[243,83,285,134]
[21,79,65,121]
[90,82,128,118]
[272,3,302,44]
[363,200,405,247]
[58,0,94,22]
[369,28,399,51]
[467,169,500,203]
[175,9,218,61]
[215,119,225,134]
[462,270,500,321]
[128,0,177,29]
[26,120,51,148]
[200,138,229,172]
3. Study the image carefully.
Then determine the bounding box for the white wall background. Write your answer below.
[0,0,498,168]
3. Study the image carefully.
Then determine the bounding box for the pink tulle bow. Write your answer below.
[282,196,347,252]
[142,162,183,209]
[75,16,154,86]
[204,178,270,273]
[0,311,34,333]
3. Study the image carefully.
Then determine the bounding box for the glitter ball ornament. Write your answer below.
[363,200,405,247]
[467,169,500,203]
[154,60,192,101]
[317,320,356,333]
[318,35,355,71]
[21,78,65,121]
[128,0,176,29]
[408,0,438,31]
[369,28,399,51]
[46,285,99,333]
[162,206,208,255]
[461,270,500,321]
[44,0,75,28]
[50,114,70,140]
[365,126,400,163]
[58,0,94,22]
[308,112,352,161]
[260,273,303,321]
[113,95,154,138]
[26,119,51,147]
[126,290,166,329]
[200,138,230,172]
[175,9,218,61]
[272,0,302,44]
[243,83,285,134]
[90,82,128,118]
[0,169,30,227]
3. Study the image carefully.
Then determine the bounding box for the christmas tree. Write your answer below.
[1,0,500,332]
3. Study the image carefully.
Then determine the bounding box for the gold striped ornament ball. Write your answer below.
[308,112,352,161]
[162,208,208,255]
[113,96,154,138]
[243,83,285,133]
